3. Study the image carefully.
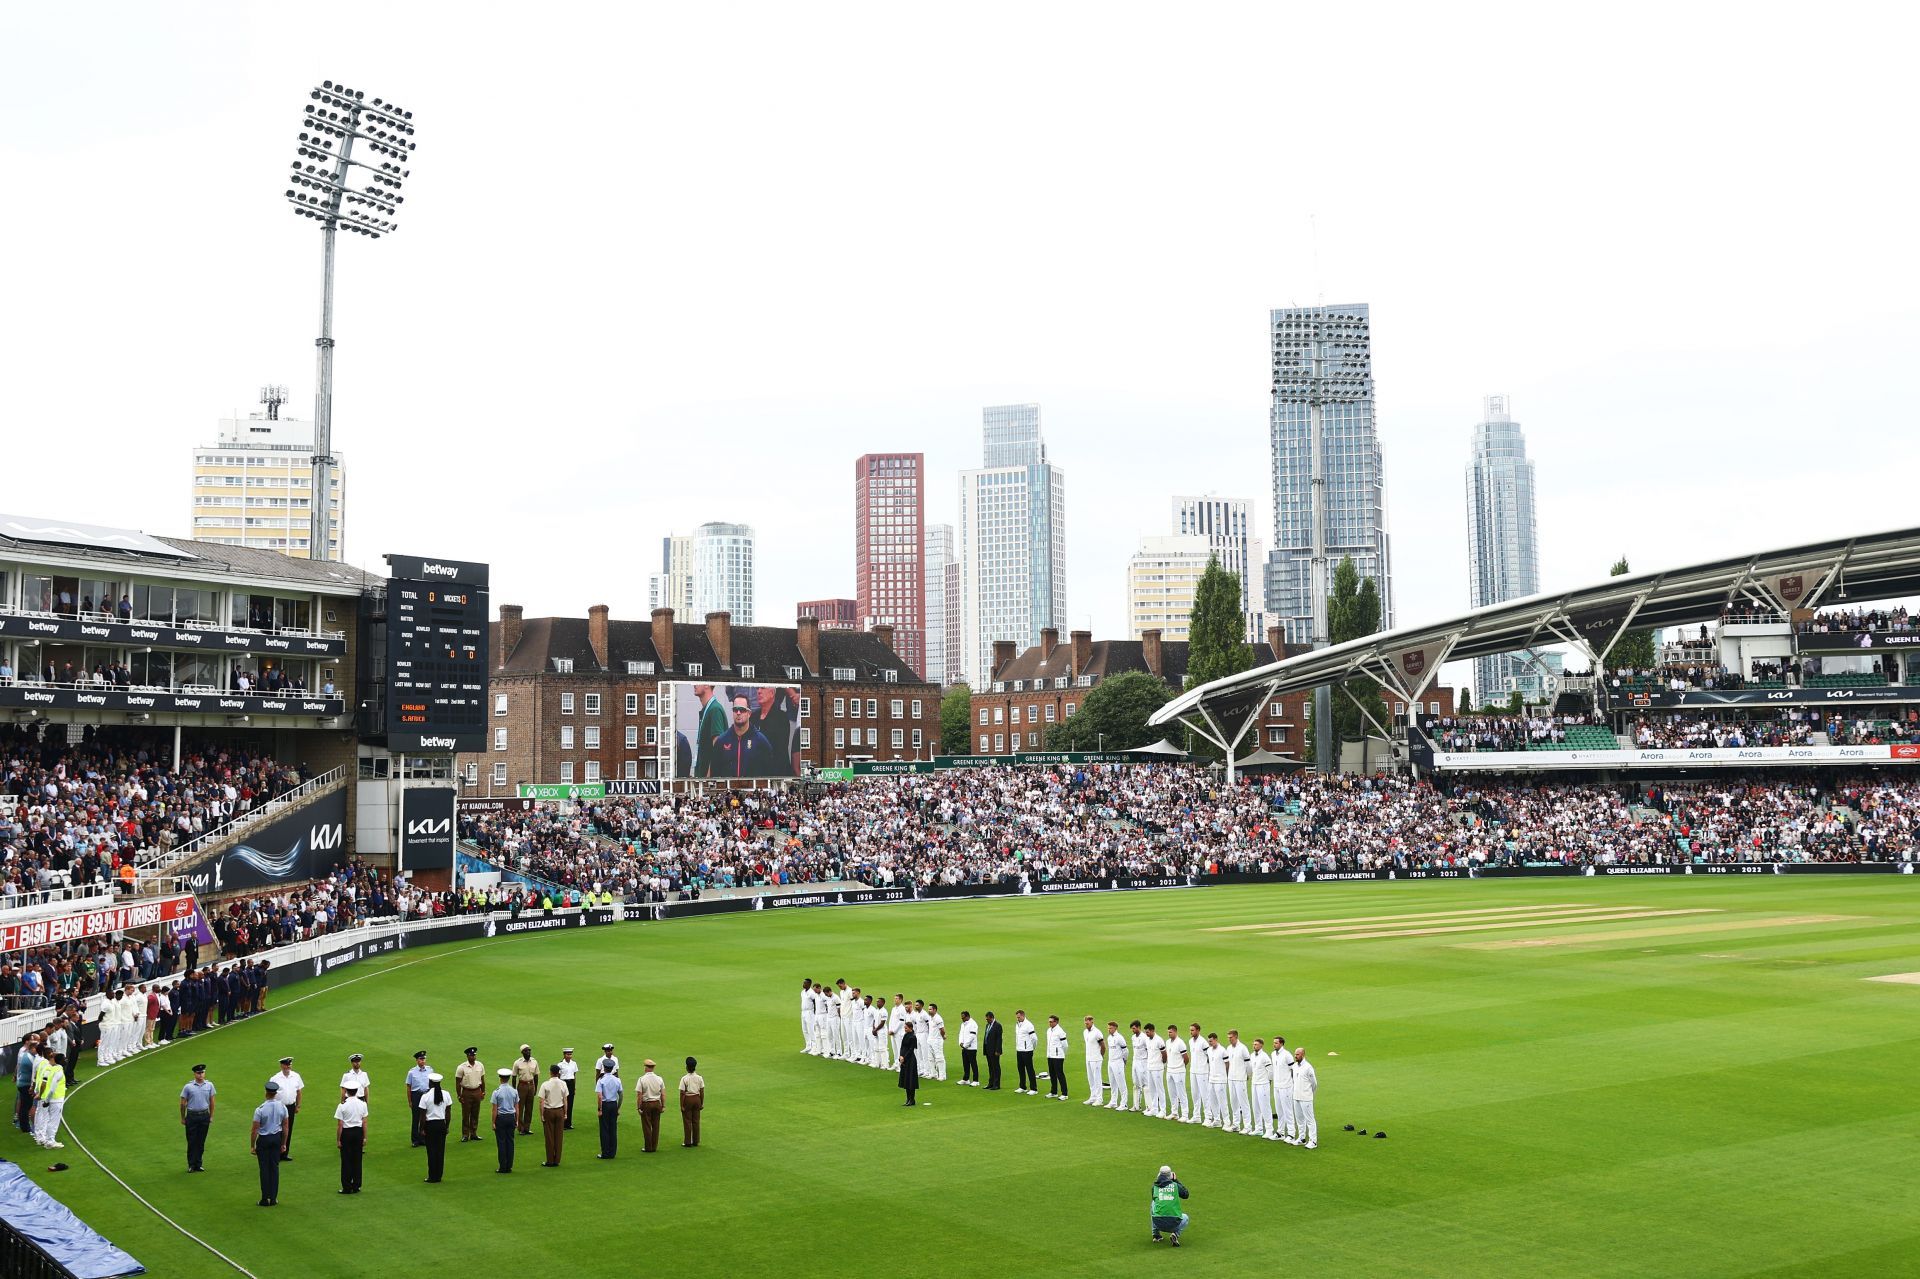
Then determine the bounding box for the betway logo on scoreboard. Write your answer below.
[0,894,196,951]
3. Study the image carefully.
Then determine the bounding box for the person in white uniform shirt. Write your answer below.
[1182,1025,1206,1125]
[1289,1047,1317,1149]
[833,980,853,1059]
[1202,1033,1228,1129]
[911,1001,932,1075]
[1104,1021,1130,1110]
[957,1010,980,1086]
[888,995,907,1069]
[1163,1020,1189,1123]
[1082,1017,1105,1106]
[340,1053,371,1103]
[595,1043,621,1082]
[1012,1011,1039,1094]
[1127,1022,1149,1114]
[1044,1015,1070,1099]
[1141,1025,1166,1118]
[1249,1039,1276,1139]
[800,979,817,1055]
[1271,1035,1295,1141]
[926,1004,948,1082]
[1224,1030,1253,1134]
[868,998,888,1069]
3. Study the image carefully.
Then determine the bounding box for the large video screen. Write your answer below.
[667,681,804,779]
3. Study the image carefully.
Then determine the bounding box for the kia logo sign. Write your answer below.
[406,818,451,836]
[312,824,344,852]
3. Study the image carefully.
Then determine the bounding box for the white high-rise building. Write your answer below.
[1465,394,1542,702]
[648,534,693,615]
[924,522,955,686]
[1263,304,1393,644]
[691,522,755,623]
[189,408,345,560]
[1173,495,1261,641]
[959,404,1066,688]
[1126,534,1213,640]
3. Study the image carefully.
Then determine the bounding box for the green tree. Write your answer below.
[1457,687,1472,716]
[1048,671,1171,752]
[1305,557,1391,759]
[1607,557,1658,671]
[939,683,973,755]
[1185,556,1253,690]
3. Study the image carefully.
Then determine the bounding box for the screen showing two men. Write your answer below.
[670,682,803,779]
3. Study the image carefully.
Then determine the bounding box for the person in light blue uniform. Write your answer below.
[405,1051,434,1147]
[250,1081,290,1206]
[490,1068,521,1173]
[594,1069,623,1159]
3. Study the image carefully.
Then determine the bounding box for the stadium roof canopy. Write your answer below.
[1150,523,1920,765]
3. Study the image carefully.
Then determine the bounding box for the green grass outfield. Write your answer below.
[19,876,1920,1278]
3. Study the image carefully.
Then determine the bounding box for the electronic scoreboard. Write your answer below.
[383,554,489,752]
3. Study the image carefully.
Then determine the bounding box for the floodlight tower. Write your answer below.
[284,80,416,562]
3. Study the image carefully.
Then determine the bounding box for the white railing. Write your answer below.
[137,765,349,877]
[0,602,345,640]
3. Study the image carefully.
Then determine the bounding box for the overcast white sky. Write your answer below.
[4,3,1917,676]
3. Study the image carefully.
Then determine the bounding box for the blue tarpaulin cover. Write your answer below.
[0,1160,145,1277]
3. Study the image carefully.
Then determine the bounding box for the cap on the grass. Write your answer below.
[1344,1124,1355,1132]
[1374,1131,1387,1139]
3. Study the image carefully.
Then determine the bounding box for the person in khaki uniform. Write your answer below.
[537,1064,569,1166]
[678,1056,705,1148]
[511,1046,541,1136]
[453,1047,486,1142]
[635,1060,666,1153]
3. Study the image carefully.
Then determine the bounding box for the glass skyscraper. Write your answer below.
[1263,304,1393,644]
[1465,394,1541,703]
[959,404,1067,687]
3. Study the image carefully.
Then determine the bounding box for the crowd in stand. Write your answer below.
[452,765,1920,892]
[211,861,558,956]
[0,727,306,897]
[1801,606,1914,634]
[1421,714,1599,753]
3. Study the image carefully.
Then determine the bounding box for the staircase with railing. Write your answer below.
[135,765,350,888]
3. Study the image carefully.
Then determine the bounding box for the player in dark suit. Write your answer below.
[981,1012,1003,1091]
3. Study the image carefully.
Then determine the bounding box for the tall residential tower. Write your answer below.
[924,522,956,686]
[855,452,926,676]
[1465,394,1543,702]
[959,404,1066,687]
[1173,495,1261,640]
[1262,304,1392,645]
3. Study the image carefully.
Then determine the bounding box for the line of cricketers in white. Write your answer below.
[801,981,1320,1148]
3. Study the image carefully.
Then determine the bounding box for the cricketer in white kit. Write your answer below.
[1082,1019,1105,1106]
[1291,1048,1318,1148]
[1104,1024,1130,1110]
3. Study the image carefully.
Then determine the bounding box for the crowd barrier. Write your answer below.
[617,858,1914,921]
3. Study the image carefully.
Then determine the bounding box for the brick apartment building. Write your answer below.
[966,626,1314,757]
[457,606,941,792]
